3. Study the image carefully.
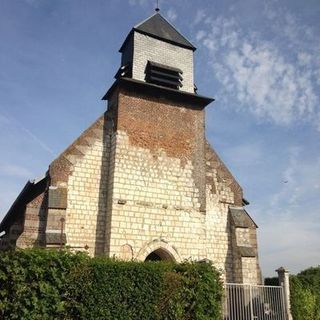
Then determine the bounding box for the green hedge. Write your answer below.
[0,249,223,320]
[290,266,320,320]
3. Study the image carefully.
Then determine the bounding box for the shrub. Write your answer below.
[0,248,87,320]
[65,258,170,320]
[0,249,223,320]
[160,262,223,320]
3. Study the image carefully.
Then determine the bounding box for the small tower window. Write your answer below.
[145,61,183,90]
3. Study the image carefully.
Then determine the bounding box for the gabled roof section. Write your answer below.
[229,206,258,228]
[0,174,48,232]
[120,13,196,52]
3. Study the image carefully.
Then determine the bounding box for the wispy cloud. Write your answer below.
[224,143,263,167]
[166,7,177,22]
[128,0,148,6]
[0,113,56,156]
[194,5,320,130]
[0,164,33,179]
[270,147,320,211]
[255,145,320,275]
[193,9,206,26]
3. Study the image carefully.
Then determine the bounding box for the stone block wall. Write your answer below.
[105,88,207,260]
[242,257,260,284]
[1,84,261,285]
[107,131,207,261]
[205,187,235,282]
[48,113,113,255]
[66,138,110,256]
[15,186,48,248]
[132,32,194,93]
[205,143,240,282]
[205,142,261,284]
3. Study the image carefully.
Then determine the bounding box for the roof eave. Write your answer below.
[119,29,134,53]
[102,77,214,109]
[0,174,48,232]
[0,181,32,231]
[119,28,196,53]
[133,28,196,51]
[229,205,258,229]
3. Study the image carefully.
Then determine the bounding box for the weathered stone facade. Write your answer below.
[0,12,261,284]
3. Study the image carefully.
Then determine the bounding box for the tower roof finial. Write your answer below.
[155,0,160,12]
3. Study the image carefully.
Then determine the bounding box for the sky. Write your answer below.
[0,0,319,277]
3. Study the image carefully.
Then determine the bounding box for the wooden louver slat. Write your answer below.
[145,61,183,90]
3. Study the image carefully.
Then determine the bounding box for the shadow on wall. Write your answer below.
[95,112,114,256]
[225,212,236,283]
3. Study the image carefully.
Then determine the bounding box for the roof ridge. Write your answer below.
[134,12,159,29]
[133,12,196,50]
[149,13,195,49]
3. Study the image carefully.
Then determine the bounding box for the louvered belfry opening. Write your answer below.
[145,61,183,90]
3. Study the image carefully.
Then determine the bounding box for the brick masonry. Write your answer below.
[0,14,262,284]
[1,85,261,283]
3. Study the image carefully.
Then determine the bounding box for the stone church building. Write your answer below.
[0,12,261,284]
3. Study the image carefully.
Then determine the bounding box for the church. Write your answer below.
[0,11,261,284]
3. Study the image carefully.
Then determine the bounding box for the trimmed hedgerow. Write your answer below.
[0,248,88,320]
[65,258,170,320]
[161,262,223,320]
[0,249,223,320]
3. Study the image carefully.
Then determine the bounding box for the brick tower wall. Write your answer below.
[105,88,207,261]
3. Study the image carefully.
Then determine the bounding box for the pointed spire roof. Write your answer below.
[120,13,196,52]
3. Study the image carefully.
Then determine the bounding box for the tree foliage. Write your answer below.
[290,266,320,320]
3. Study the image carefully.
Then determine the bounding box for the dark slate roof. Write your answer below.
[0,174,48,232]
[238,246,256,257]
[120,13,196,52]
[229,206,258,228]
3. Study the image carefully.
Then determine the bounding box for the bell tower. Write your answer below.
[102,12,214,260]
[0,9,262,284]
[118,12,196,93]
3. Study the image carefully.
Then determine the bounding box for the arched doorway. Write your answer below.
[145,248,175,262]
[136,239,181,262]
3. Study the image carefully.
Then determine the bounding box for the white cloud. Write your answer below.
[270,147,320,209]
[196,30,206,42]
[166,8,177,22]
[193,9,206,25]
[0,112,56,156]
[194,8,320,129]
[224,143,263,167]
[253,145,320,275]
[297,52,312,66]
[128,0,148,6]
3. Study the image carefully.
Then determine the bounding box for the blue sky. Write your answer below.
[0,0,319,277]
